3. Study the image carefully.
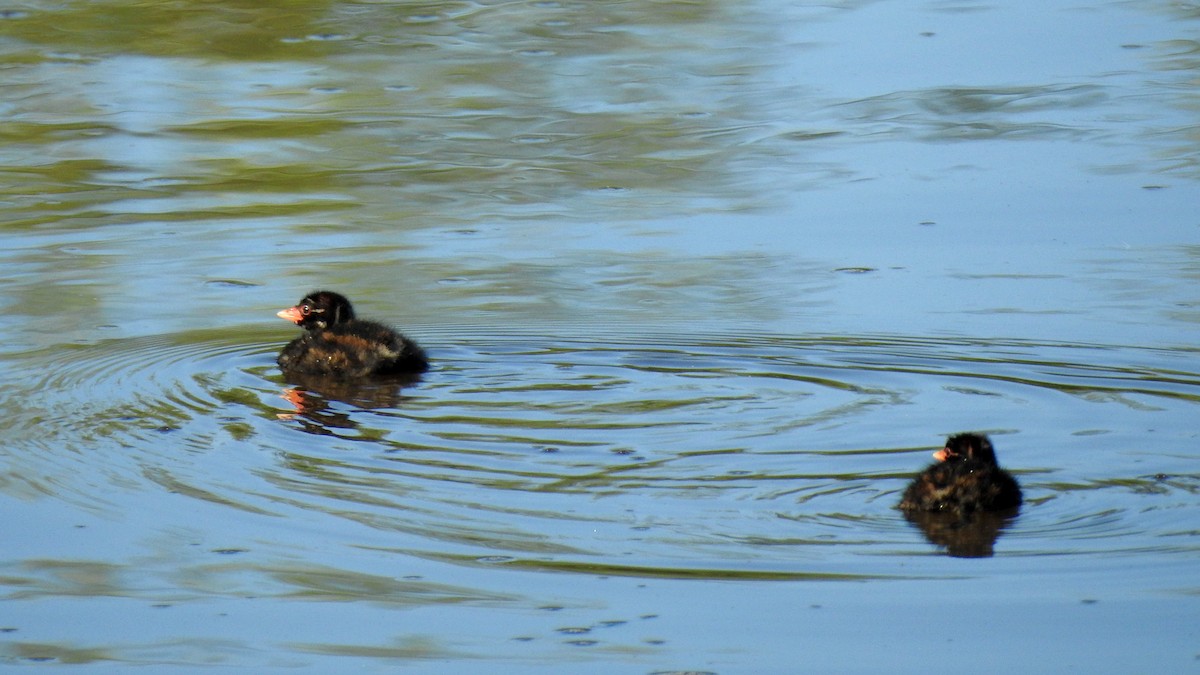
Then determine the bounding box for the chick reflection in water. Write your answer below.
[277,373,422,431]
[899,433,1022,558]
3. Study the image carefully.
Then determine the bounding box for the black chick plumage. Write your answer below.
[276,290,428,378]
[898,433,1022,517]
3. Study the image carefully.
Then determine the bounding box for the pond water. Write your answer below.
[1,0,1198,672]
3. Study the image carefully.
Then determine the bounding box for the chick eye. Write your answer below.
[300,304,311,316]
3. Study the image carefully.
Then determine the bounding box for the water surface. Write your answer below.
[1,0,1198,672]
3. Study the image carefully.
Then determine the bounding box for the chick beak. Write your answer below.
[277,306,304,324]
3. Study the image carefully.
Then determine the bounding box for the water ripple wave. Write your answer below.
[3,328,1198,569]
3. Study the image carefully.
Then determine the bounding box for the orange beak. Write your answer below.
[932,447,952,462]
[277,306,304,324]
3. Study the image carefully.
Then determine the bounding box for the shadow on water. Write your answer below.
[901,508,1021,559]
[278,371,426,434]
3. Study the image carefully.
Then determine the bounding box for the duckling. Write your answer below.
[276,290,428,378]
[898,433,1022,517]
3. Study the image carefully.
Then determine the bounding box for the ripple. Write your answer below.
[2,328,1198,567]
[2,330,281,510]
